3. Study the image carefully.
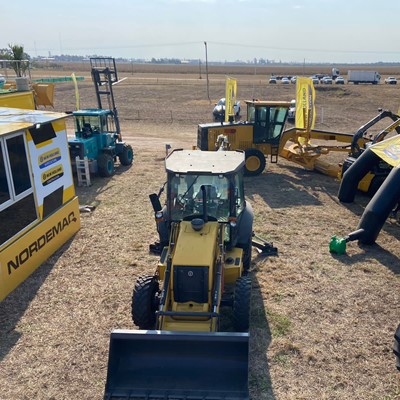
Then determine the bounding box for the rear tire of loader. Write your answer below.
[132,275,160,329]
[233,276,252,332]
[244,149,266,176]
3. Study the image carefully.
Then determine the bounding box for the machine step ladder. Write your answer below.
[270,144,279,163]
[75,156,91,186]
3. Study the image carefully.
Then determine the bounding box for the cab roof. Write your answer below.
[165,149,245,175]
[0,107,69,136]
[245,100,291,107]
[73,108,113,117]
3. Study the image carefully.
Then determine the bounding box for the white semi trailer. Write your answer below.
[347,70,381,84]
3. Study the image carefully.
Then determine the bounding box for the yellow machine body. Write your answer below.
[0,90,35,110]
[156,220,243,332]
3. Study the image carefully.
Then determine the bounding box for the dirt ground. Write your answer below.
[0,63,399,400]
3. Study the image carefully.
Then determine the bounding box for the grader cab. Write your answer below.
[104,149,255,399]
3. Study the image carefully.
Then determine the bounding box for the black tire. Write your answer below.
[97,153,114,177]
[394,324,400,371]
[238,236,252,274]
[119,144,134,166]
[131,275,160,329]
[232,276,252,332]
[244,148,266,176]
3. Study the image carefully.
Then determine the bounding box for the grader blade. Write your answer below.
[104,329,249,400]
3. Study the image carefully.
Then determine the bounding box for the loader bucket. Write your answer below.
[104,329,249,400]
[32,83,55,107]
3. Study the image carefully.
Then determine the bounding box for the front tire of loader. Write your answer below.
[233,276,252,332]
[132,275,160,329]
[98,153,114,177]
[119,144,134,166]
[244,148,266,176]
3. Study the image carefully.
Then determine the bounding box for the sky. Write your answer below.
[2,0,400,64]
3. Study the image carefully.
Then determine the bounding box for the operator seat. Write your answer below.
[82,123,93,138]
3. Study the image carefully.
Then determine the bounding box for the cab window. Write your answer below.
[169,173,230,222]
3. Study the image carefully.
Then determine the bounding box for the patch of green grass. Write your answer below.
[267,309,291,337]
[272,352,290,367]
[381,387,400,400]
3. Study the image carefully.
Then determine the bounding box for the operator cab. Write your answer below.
[73,108,116,138]
[169,173,244,223]
[151,149,250,250]
[246,100,290,145]
[166,150,245,224]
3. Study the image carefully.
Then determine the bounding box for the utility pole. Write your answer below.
[204,41,210,103]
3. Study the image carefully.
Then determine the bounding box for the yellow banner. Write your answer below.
[71,73,80,110]
[370,135,400,167]
[295,77,316,131]
[225,78,237,122]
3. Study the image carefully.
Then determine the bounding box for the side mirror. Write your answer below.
[149,193,162,212]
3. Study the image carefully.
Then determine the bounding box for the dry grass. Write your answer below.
[0,64,399,400]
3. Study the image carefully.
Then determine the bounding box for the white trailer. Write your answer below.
[347,70,381,84]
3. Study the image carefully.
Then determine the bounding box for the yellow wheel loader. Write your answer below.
[104,149,256,400]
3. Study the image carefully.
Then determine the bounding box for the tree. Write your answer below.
[6,44,30,77]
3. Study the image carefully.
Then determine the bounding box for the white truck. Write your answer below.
[347,70,381,84]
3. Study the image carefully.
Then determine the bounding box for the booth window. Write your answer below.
[0,133,37,245]
[0,142,11,206]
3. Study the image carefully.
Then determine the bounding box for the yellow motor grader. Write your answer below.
[104,149,265,400]
[197,100,400,193]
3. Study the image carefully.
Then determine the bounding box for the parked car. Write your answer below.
[311,76,319,84]
[281,77,290,84]
[385,77,397,85]
[269,76,277,84]
[335,76,345,84]
[288,99,296,121]
[212,98,241,122]
[291,76,297,84]
[321,76,333,84]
